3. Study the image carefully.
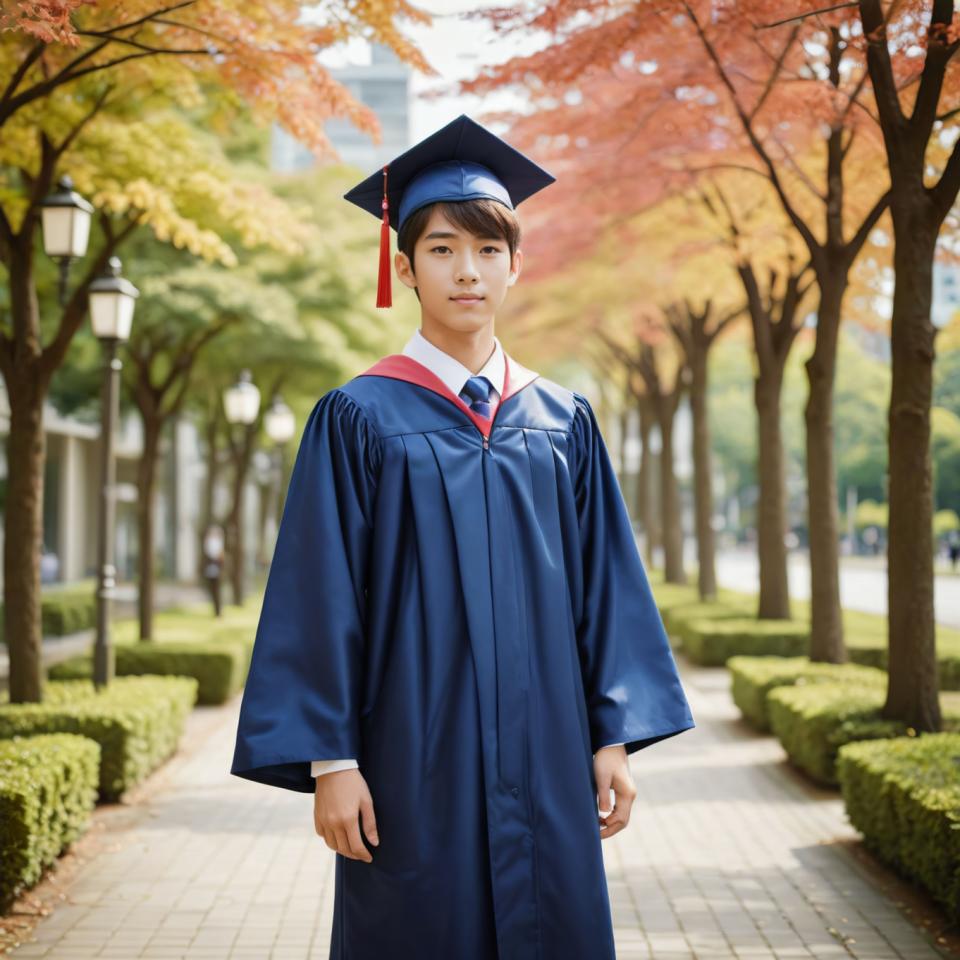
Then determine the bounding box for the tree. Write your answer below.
[458,0,890,665]
[0,1,430,702]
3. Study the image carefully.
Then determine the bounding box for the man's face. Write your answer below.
[394,206,522,333]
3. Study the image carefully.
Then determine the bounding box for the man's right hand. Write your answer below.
[314,768,379,863]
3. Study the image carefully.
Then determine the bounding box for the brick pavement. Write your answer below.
[7,655,955,960]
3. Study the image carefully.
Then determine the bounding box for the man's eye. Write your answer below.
[431,245,451,253]
[481,246,501,254]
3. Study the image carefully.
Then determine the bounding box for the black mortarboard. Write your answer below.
[343,113,556,307]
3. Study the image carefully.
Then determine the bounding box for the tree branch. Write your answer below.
[749,24,799,122]
[682,2,823,260]
[758,1,859,29]
[847,188,891,256]
[910,0,959,134]
[0,46,206,124]
[860,0,907,136]
[0,41,45,113]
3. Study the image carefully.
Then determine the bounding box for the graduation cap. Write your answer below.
[343,113,556,308]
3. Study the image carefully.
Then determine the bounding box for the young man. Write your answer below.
[231,114,695,960]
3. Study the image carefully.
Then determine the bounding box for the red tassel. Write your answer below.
[376,165,392,308]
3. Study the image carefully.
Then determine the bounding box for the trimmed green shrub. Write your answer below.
[648,578,960,690]
[844,640,960,693]
[837,733,960,921]
[49,639,249,705]
[679,617,810,666]
[0,733,100,911]
[729,656,887,731]
[0,581,97,644]
[768,682,960,786]
[0,676,197,801]
[660,600,752,637]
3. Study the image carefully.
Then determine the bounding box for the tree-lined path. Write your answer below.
[6,654,954,960]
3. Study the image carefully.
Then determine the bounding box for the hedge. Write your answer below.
[844,639,960,695]
[49,639,250,705]
[837,733,960,921]
[648,578,960,690]
[0,581,97,644]
[768,682,960,786]
[728,655,887,731]
[679,618,810,666]
[659,598,756,638]
[0,733,100,912]
[0,676,197,801]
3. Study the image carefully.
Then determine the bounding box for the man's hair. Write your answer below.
[397,199,521,301]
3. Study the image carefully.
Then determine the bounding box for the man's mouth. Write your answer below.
[451,295,484,301]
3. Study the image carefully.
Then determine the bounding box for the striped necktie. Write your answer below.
[460,375,493,418]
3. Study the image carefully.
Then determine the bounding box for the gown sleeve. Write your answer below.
[230,388,381,792]
[570,392,695,756]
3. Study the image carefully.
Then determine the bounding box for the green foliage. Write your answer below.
[678,617,810,665]
[50,639,250,705]
[0,581,97,644]
[0,734,100,912]
[933,407,960,516]
[854,498,888,530]
[0,676,197,801]
[837,733,960,921]
[650,579,960,689]
[768,683,960,786]
[728,655,887,730]
[657,594,756,636]
[936,509,960,539]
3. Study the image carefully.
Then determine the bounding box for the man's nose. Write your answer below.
[455,251,480,280]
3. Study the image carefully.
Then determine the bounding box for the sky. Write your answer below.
[318,0,546,142]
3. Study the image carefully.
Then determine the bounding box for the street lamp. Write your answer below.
[223,370,260,605]
[91,256,139,690]
[39,175,94,306]
[224,369,261,426]
[264,394,295,444]
[263,394,296,556]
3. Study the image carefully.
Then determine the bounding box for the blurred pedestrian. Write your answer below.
[202,523,225,617]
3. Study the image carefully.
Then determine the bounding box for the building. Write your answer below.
[270,43,412,174]
[0,391,265,593]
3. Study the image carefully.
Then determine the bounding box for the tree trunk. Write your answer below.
[658,400,686,585]
[689,352,717,600]
[3,379,46,702]
[227,426,255,606]
[804,278,846,663]
[199,411,220,580]
[3,239,47,703]
[755,369,791,619]
[637,394,658,568]
[136,414,162,641]
[884,208,940,731]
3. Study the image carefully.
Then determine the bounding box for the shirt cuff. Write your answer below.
[311,758,359,777]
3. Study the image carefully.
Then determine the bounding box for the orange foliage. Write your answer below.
[454,0,960,279]
[0,0,435,158]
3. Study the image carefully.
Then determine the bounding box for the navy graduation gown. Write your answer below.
[230,351,696,960]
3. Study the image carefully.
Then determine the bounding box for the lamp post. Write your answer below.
[263,394,296,552]
[39,175,94,306]
[90,257,139,689]
[223,370,260,604]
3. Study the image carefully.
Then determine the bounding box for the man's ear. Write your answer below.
[394,250,417,290]
[507,248,523,286]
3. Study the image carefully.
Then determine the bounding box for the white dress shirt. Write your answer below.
[311,330,622,778]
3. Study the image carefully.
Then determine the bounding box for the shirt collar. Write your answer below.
[401,328,505,399]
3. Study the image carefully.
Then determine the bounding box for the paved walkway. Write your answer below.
[6,655,955,960]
